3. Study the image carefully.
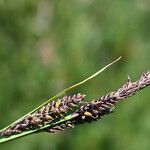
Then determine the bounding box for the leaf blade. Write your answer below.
[0,57,121,144]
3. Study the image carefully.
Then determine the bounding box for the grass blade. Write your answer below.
[0,57,121,144]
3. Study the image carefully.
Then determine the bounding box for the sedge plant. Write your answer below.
[0,57,149,144]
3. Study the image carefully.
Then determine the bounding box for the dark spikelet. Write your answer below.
[45,71,150,132]
[72,71,150,124]
[0,93,86,137]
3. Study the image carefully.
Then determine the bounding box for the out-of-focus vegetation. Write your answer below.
[0,0,149,150]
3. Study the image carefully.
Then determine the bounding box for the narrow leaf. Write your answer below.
[0,57,121,144]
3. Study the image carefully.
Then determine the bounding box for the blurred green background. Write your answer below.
[0,0,150,150]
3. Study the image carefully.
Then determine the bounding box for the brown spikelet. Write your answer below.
[0,93,86,137]
[71,71,150,124]
[44,71,150,132]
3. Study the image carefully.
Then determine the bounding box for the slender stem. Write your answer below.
[0,114,77,144]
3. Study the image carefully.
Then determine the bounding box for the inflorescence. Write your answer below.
[0,71,150,137]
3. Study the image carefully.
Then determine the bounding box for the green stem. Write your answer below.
[0,114,77,144]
